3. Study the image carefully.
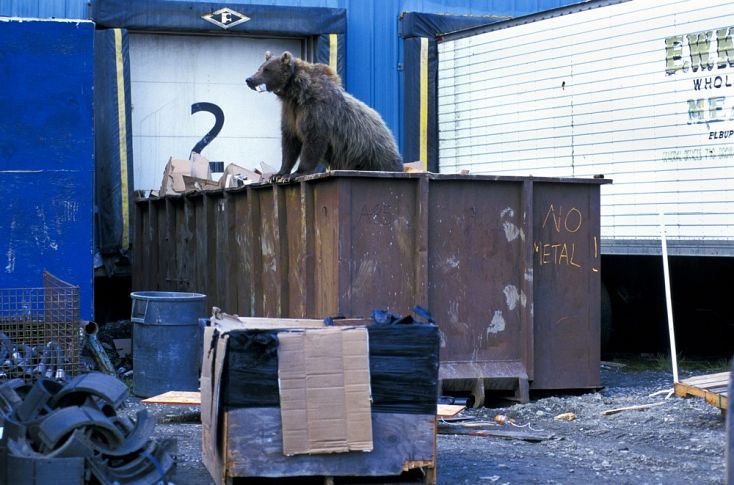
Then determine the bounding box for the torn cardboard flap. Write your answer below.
[219,163,263,188]
[278,327,373,456]
[159,153,213,196]
[403,160,427,173]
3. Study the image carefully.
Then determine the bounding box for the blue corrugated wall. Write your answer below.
[1,0,579,152]
[0,18,95,319]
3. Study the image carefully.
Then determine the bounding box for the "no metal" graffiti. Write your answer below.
[533,204,599,272]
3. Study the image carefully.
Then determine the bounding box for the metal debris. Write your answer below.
[0,372,175,484]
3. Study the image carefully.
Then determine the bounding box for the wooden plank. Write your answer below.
[223,408,435,478]
[437,423,552,442]
[680,372,730,387]
[601,402,666,416]
[437,404,465,418]
[675,380,728,411]
[142,391,202,405]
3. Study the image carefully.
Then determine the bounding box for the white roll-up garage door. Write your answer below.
[129,33,301,191]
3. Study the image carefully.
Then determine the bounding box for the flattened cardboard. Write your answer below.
[278,327,373,456]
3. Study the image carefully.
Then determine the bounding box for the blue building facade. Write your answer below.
[0,0,579,158]
[0,18,95,319]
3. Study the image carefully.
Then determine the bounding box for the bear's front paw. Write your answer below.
[270,172,296,183]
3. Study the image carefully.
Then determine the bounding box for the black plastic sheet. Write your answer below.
[220,312,440,414]
[222,330,281,408]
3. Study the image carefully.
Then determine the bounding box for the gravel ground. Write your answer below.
[130,364,729,484]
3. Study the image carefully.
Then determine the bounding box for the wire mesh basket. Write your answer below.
[0,271,81,382]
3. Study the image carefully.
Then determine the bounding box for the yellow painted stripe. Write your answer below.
[329,33,338,73]
[419,37,428,169]
[114,29,130,249]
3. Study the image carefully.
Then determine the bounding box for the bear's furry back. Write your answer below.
[278,59,403,172]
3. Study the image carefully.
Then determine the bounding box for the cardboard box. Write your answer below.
[201,314,437,484]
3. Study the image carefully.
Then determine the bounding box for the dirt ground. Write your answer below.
[131,362,729,485]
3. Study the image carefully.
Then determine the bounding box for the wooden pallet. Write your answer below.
[674,371,729,413]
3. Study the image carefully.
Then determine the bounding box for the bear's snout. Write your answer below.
[246,76,268,93]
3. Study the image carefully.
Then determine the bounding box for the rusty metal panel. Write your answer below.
[427,178,529,382]
[133,172,607,390]
[255,186,282,317]
[312,179,340,317]
[340,176,419,317]
[532,182,602,389]
[284,184,306,317]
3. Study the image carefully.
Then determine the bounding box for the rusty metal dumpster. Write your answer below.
[133,171,609,395]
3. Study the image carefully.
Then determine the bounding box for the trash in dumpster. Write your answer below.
[0,372,175,485]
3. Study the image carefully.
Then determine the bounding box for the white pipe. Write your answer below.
[660,213,679,384]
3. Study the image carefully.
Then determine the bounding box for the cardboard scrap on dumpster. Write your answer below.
[159,152,212,196]
[219,163,262,188]
[403,161,427,173]
[182,174,219,192]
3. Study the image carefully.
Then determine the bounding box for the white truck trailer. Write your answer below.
[437,0,734,353]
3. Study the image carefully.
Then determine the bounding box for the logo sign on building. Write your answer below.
[201,8,250,30]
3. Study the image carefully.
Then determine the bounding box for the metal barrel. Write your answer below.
[130,291,206,398]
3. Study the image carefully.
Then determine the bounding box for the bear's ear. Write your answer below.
[281,51,293,65]
[265,51,272,61]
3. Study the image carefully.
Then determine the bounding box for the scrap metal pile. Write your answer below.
[0,332,70,382]
[0,372,174,484]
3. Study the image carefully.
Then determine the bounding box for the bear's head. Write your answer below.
[245,51,296,95]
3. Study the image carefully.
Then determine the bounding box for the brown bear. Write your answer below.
[245,51,403,180]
